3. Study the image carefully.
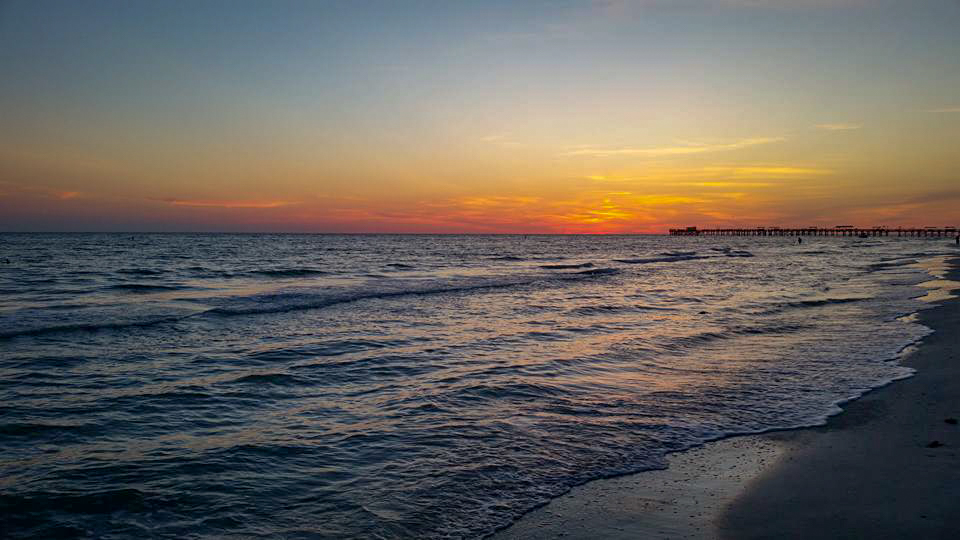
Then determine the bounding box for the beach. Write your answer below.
[492,256,960,540]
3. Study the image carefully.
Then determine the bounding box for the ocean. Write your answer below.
[0,233,954,539]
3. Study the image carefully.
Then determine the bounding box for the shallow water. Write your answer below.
[0,233,954,538]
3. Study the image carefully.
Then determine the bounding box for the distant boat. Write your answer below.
[858,232,870,238]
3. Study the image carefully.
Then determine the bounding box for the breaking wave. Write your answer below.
[1,269,624,338]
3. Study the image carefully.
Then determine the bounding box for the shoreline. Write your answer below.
[491,256,960,539]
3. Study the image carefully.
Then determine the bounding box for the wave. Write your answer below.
[2,270,618,338]
[652,323,810,352]
[708,247,755,257]
[616,250,751,263]
[0,305,199,339]
[228,373,304,386]
[539,262,594,269]
[249,338,417,362]
[207,271,615,317]
[116,268,165,276]
[790,297,868,308]
[615,255,712,264]
[868,259,918,271]
[567,304,675,316]
[742,296,871,317]
[183,267,331,279]
[575,267,619,276]
[0,422,99,438]
[105,283,186,292]
[487,255,562,262]
[449,381,569,402]
[248,268,331,278]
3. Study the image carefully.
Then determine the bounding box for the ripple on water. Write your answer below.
[0,233,947,539]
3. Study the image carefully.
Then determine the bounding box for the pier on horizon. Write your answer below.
[669,226,959,237]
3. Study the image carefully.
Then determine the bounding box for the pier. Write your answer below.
[669,226,959,237]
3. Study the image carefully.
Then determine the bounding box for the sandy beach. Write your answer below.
[492,256,960,540]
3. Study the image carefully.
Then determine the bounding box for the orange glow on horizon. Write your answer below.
[2,2,959,233]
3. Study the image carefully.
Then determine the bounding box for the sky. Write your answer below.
[1,0,958,233]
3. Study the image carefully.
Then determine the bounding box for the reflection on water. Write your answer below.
[0,234,954,538]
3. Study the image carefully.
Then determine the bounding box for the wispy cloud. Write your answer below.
[0,181,85,200]
[725,166,830,177]
[457,196,542,208]
[562,137,783,157]
[925,107,960,113]
[674,181,777,188]
[814,123,861,130]
[153,198,296,209]
[480,134,524,148]
[582,165,832,191]
[587,165,830,181]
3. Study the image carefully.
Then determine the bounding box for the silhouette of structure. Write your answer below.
[669,226,958,237]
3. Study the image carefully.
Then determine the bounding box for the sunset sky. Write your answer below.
[1,0,958,233]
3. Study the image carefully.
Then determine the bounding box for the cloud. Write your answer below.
[925,107,960,113]
[814,123,861,130]
[584,165,832,184]
[903,189,960,205]
[698,165,831,178]
[417,191,722,233]
[153,198,296,209]
[385,191,702,233]
[480,134,524,148]
[0,181,85,201]
[456,196,542,208]
[674,181,776,188]
[561,137,783,157]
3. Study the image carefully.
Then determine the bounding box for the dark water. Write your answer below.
[0,234,952,538]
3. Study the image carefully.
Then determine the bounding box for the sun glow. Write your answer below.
[1,1,958,232]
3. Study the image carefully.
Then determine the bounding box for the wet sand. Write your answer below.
[491,436,788,540]
[719,257,960,539]
[492,256,960,540]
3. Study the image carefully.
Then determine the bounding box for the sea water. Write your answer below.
[0,233,954,538]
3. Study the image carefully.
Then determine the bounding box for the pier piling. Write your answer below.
[668,226,958,237]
